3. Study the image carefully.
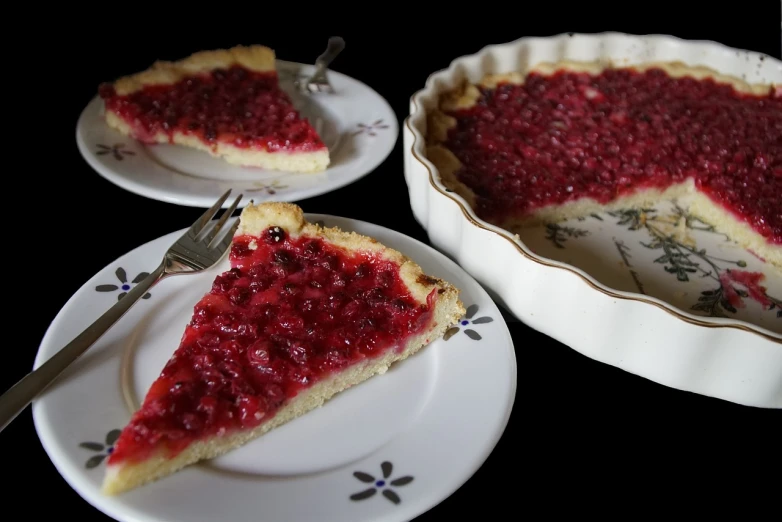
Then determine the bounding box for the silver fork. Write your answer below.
[296,36,346,94]
[0,189,243,432]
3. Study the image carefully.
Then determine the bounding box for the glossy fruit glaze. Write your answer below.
[442,67,782,243]
[109,226,435,465]
[99,65,325,152]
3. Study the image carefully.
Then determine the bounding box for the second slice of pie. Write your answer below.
[102,202,465,495]
[98,45,330,173]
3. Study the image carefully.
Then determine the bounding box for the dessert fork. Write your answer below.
[296,36,346,94]
[0,190,243,432]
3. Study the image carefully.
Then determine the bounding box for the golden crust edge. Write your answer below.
[439,60,775,112]
[430,60,776,134]
[108,45,277,96]
[104,111,330,173]
[480,60,775,94]
[237,202,466,306]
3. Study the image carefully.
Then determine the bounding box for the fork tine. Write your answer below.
[187,189,232,239]
[215,219,241,253]
[206,194,243,248]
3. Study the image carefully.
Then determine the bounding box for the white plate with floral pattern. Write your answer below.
[76,61,398,208]
[32,213,516,522]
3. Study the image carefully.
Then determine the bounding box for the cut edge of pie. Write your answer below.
[425,60,782,269]
[101,202,465,495]
[99,45,330,173]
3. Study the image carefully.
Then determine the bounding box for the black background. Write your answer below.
[6,4,782,519]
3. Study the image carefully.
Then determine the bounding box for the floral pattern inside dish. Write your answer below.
[517,198,781,333]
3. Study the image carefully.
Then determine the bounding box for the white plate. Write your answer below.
[405,32,782,408]
[32,214,516,522]
[76,61,398,208]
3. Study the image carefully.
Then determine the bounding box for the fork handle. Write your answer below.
[315,37,345,69]
[0,263,166,433]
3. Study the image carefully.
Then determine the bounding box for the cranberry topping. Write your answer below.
[109,228,435,465]
[442,67,782,244]
[99,65,325,152]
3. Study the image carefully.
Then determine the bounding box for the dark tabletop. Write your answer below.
[7,7,782,519]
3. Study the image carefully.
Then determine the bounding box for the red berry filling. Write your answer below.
[99,65,325,153]
[109,226,436,465]
[442,67,782,244]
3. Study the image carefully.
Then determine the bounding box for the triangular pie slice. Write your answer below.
[98,45,329,173]
[102,202,465,495]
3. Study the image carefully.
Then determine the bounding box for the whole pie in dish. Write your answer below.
[102,202,465,495]
[98,45,330,173]
[425,61,782,268]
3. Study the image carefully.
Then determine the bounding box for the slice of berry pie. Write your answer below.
[102,202,465,495]
[98,45,330,173]
[426,61,782,267]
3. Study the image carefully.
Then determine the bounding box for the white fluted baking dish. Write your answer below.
[404,32,782,408]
